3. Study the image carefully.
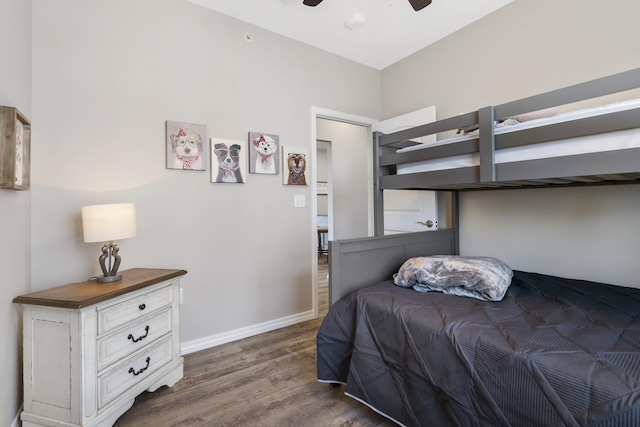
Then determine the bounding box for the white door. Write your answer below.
[383,190,437,234]
[372,106,438,235]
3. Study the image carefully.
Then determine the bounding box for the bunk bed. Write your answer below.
[317,68,640,427]
[374,68,640,194]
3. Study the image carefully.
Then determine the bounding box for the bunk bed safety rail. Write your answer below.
[376,67,640,191]
[494,68,640,120]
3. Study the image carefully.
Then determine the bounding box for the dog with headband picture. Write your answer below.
[166,121,207,171]
[213,142,244,183]
[250,133,279,175]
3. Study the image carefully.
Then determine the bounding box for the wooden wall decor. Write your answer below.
[0,106,31,190]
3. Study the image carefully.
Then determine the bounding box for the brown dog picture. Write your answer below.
[282,147,309,186]
[287,153,307,185]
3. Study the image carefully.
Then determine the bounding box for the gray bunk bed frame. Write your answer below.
[329,67,640,305]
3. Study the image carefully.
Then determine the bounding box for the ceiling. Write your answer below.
[186,0,514,70]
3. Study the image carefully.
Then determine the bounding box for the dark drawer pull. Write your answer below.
[127,325,150,343]
[128,357,151,376]
[138,304,146,310]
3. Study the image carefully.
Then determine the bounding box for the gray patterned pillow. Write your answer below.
[393,255,513,301]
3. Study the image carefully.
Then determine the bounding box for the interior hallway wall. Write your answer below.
[316,119,370,241]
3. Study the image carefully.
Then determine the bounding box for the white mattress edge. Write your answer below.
[396,98,640,154]
[397,128,640,174]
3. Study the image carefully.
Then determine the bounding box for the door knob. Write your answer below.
[416,219,434,228]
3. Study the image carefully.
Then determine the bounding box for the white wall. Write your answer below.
[0,0,32,424]
[30,0,380,347]
[316,119,370,241]
[382,0,640,121]
[382,0,640,287]
[460,185,640,287]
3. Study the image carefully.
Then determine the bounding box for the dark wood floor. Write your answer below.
[114,256,395,427]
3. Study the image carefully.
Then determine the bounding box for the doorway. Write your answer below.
[310,106,440,317]
[316,140,330,316]
[310,107,377,318]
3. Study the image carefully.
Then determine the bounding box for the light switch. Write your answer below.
[294,195,305,208]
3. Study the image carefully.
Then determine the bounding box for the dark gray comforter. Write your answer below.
[317,271,640,427]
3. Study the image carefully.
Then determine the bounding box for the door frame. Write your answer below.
[310,107,377,318]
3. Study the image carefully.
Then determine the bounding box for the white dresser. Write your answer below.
[14,268,187,427]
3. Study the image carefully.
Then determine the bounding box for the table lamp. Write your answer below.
[82,203,137,283]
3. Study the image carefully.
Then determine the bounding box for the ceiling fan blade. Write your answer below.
[303,0,324,6]
[408,0,432,11]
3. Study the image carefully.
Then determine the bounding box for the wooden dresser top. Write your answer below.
[13,268,187,309]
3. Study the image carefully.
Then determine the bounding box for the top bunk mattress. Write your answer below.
[396,98,640,175]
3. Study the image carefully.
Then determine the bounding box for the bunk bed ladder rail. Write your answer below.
[373,130,385,236]
[478,106,496,183]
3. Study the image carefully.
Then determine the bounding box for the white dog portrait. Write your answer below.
[166,121,207,171]
[249,132,279,175]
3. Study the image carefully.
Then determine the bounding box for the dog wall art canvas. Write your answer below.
[166,120,207,171]
[248,132,279,175]
[282,146,309,186]
[211,138,246,184]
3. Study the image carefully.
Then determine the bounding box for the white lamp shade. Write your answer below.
[82,203,137,243]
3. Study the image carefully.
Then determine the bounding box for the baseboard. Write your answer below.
[11,405,22,427]
[181,310,315,355]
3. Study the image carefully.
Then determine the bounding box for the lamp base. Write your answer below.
[97,240,123,283]
[97,274,123,283]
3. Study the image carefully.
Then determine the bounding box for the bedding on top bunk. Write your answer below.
[317,270,640,427]
[395,98,640,175]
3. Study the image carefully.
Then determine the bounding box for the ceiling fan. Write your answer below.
[302,0,432,12]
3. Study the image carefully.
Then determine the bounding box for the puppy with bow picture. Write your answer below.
[211,138,245,184]
[249,132,279,175]
[166,121,207,171]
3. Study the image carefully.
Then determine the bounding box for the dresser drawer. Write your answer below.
[97,307,173,371]
[98,336,174,409]
[98,283,174,334]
